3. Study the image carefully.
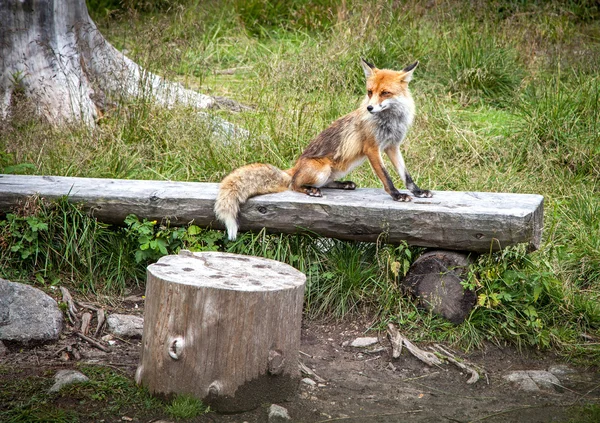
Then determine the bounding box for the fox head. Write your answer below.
[360,59,418,114]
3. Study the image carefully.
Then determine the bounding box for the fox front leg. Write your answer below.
[385,146,433,198]
[365,146,411,202]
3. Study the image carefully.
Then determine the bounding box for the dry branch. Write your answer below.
[387,323,403,358]
[299,361,327,383]
[386,324,442,367]
[94,308,106,338]
[60,286,79,326]
[74,331,111,352]
[433,344,481,384]
[80,312,92,336]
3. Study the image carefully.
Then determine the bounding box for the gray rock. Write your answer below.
[347,337,379,348]
[0,340,7,356]
[548,364,576,378]
[503,370,561,392]
[107,314,144,338]
[0,279,63,345]
[301,377,317,387]
[268,404,291,422]
[49,369,89,393]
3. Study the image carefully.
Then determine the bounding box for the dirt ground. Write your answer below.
[1,295,599,423]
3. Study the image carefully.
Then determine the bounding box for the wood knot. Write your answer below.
[168,336,185,360]
[268,349,285,375]
[257,206,268,214]
[208,381,222,396]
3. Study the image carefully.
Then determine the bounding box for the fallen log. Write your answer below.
[0,174,543,253]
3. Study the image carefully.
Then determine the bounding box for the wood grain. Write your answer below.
[135,251,305,412]
[0,174,543,252]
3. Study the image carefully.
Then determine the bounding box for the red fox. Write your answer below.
[215,59,432,240]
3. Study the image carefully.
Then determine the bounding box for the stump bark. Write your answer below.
[0,0,245,130]
[403,250,477,324]
[135,250,306,412]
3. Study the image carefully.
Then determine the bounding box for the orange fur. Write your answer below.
[214,59,431,240]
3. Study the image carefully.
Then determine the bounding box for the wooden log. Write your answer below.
[0,174,544,252]
[135,250,306,412]
[403,250,477,324]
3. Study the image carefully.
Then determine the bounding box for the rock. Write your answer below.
[0,279,64,345]
[345,337,379,348]
[0,340,7,356]
[106,314,144,338]
[301,377,317,387]
[548,364,576,378]
[503,370,561,392]
[49,369,89,393]
[268,404,291,422]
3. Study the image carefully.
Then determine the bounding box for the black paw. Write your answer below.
[413,189,433,198]
[306,187,322,197]
[341,181,356,190]
[391,192,412,202]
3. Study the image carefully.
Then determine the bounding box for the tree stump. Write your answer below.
[135,250,306,412]
[402,250,477,324]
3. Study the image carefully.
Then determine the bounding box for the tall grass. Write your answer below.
[1,0,599,360]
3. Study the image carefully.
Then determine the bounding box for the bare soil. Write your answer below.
[1,294,599,423]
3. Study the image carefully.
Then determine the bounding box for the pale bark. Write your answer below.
[136,250,305,412]
[0,0,219,126]
[0,174,544,253]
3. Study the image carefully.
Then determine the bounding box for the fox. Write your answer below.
[214,59,433,240]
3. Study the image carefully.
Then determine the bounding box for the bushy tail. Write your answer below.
[214,163,291,240]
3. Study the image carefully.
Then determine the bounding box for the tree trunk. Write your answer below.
[135,250,306,412]
[0,0,221,126]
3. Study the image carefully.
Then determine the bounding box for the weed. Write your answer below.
[2,0,600,361]
[165,394,210,419]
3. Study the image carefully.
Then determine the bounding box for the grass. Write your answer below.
[1,0,599,362]
[0,365,208,422]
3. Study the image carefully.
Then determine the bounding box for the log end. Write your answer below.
[403,250,477,324]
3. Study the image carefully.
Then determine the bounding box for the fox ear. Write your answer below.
[361,58,376,78]
[401,60,419,83]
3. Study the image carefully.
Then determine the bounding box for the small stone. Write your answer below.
[107,314,144,338]
[49,369,89,393]
[348,337,379,348]
[503,370,561,392]
[548,364,576,378]
[302,377,317,387]
[268,404,291,422]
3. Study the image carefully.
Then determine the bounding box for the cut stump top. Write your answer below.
[148,250,306,291]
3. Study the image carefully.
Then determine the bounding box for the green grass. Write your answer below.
[165,394,210,419]
[1,0,600,361]
[0,365,192,422]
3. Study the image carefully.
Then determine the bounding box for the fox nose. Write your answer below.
[367,105,374,113]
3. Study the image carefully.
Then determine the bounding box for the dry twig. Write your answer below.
[386,323,403,358]
[60,286,79,325]
[80,312,92,336]
[433,344,481,384]
[299,361,326,383]
[74,331,111,353]
[386,323,441,367]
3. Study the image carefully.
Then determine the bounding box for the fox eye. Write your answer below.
[381,90,391,96]
[367,90,373,97]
